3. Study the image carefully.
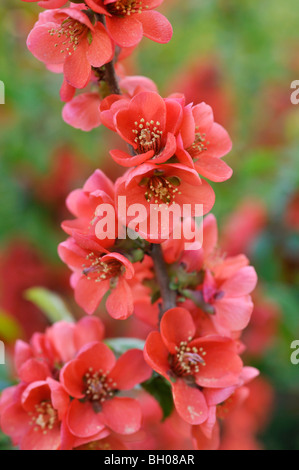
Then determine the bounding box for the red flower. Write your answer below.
[14,316,105,383]
[180,214,258,335]
[0,379,69,450]
[61,169,116,249]
[201,215,257,335]
[60,342,151,438]
[110,91,182,167]
[99,75,158,131]
[144,307,243,425]
[177,102,233,182]
[27,6,114,88]
[62,93,102,132]
[115,162,215,242]
[85,0,173,47]
[58,237,135,318]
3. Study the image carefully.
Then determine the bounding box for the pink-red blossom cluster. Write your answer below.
[0,0,263,451]
[0,317,152,449]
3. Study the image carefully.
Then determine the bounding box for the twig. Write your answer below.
[151,244,177,319]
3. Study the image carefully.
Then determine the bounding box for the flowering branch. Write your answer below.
[99,32,176,317]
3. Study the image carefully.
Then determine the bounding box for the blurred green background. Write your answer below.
[0,0,299,450]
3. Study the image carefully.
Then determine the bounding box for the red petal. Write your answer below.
[85,0,108,15]
[160,308,196,354]
[60,78,76,102]
[84,168,115,196]
[205,123,232,158]
[179,176,216,216]
[195,155,233,182]
[151,133,177,164]
[67,399,106,438]
[138,11,173,44]
[38,0,67,8]
[14,340,33,373]
[64,41,91,89]
[214,296,254,333]
[74,316,105,350]
[106,16,143,47]
[47,378,70,420]
[172,379,208,425]
[144,331,169,379]
[0,403,30,443]
[110,148,154,167]
[47,322,76,363]
[179,104,195,148]
[102,397,142,434]
[87,23,114,67]
[192,102,214,133]
[106,278,134,320]
[109,349,152,390]
[164,99,183,135]
[18,359,50,383]
[75,276,110,315]
[27,24,66,64]
[62,93,102,132]
[21,426,61,451]
[221,266,258,297]
[192,420,220,450]
[192,338,243,388]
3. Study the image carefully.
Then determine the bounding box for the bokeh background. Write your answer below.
[0,0,299,450]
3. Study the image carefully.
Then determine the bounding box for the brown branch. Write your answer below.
[104,58,121,95]
[151,244,177,319]
[97,14,121,96]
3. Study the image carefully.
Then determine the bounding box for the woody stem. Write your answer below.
[151,244,177,319]
[97,14,121,95]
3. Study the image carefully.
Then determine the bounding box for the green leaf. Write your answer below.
[0,431,15,450]
[166,176,181,187]
[0,310,22,342]
[24,288,74,324]
[104,338,145,356]
[142,374,174,420]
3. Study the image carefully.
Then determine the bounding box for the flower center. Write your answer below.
[82,254,124,282]
[188,130,210,159]
[107,0,145,17]
[170,340,207,377]
[48,18,87,56]
[132,118,163,154]
[83,368,117,403]
[29,401,58,434]
[139,170,181,206]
